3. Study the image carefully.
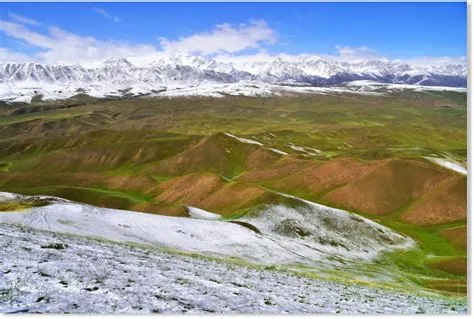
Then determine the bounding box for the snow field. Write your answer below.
[0,224,466,314]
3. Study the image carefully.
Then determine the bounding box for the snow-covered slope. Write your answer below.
[1,223,466,314]
[240,194,413,261]
[0,54,466,103]
[0,192,413,266]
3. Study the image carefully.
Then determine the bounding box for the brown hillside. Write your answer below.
[155,172,273,215]
[238,156,313,183]
[439,226,467,251]
[146,133,280,177]
[400,175,466,225]
[265,158,384,196]
[245,148,282,170]
[156,173,225,204]
[322,159,457,215]
[426,279,467,294]
[131,202,187,217]
[0,172,158,196]
[430,257,467,276]
[198,182,271,213]
[15,137,194,173]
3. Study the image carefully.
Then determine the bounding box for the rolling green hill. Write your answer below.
[0,90,467,294]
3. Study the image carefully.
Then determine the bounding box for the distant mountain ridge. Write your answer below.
[1,54,467,86]
[0,54,467,102]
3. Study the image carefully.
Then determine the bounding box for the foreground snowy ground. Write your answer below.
[0,224,466,314]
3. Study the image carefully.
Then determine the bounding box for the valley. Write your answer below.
[0,91,468,312]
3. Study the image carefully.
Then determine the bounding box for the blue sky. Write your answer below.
[0,2,467,65]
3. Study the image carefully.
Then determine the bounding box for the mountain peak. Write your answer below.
[0,54,467,103]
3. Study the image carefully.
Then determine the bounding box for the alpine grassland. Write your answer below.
[0,90,467,296]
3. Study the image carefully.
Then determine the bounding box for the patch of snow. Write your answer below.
[186,206,221,220]
[289,145,322,156]
[223,133,263,146]
[306,147,322,154]
[268,148,288,156]
[424,157,467,175]
[0,192,18,201]
[289,145,306,152]
[345,80,467,93]
[241,193,415,262]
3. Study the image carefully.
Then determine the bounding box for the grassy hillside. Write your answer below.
[0,90,467,293]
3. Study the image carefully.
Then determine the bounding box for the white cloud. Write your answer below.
[159,20,277,55]
[0,48,35,63]
[215,47,467,71]
[0,16,276,66]
[93,7,120,23]
[0,20,58,49]
[0,19,159,66]
[0,14,466,69]
[8,12,41,26]
[399,56,467,66]
[215,46,386,65]
[334,45,385,61]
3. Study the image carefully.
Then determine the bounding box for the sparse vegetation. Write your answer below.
[40,243,68,250]
[0,199,49,212]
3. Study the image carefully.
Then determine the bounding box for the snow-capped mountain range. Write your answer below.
[0,54,467,103]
